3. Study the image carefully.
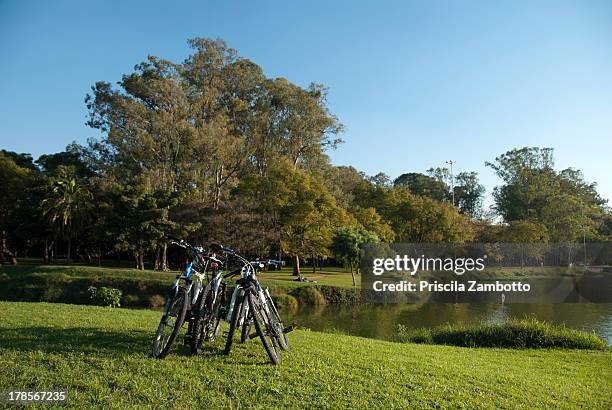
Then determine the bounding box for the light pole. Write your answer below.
[446,160,456,207]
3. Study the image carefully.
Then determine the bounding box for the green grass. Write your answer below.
[397,318,608,349]
[0,302,611,408]
[0,263,360,288]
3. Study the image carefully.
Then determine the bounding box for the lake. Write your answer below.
[282,303,612,344]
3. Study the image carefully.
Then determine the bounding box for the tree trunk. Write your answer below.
[44,238,49,264]
[312,255,316,274]
[1,231,17,266]
[67,237,72,264]
[350,263,356,287]
[139,253,145,270]
[162,242,168,271]
[154,247,161,270]
[292,255,300,277]
[214,165,224,210]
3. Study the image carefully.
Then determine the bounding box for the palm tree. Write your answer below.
[41,172,92,263]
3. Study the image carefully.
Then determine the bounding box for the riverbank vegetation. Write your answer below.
[0,264,360,307]
[1,38,611,278]
[1,302,610,408]
[396,318,608,350]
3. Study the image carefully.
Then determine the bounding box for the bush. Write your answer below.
[295,286,326,306]
[88,286,122,308]
[314,285,360,304]
[122,294,141,306]
[149,294,166,308]
[396,318,608,350]
[273,294,298,310]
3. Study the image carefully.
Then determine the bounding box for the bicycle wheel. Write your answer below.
[223,288,244,355]
[240,317,252,343]
[248,291,281,365]
[190,286,211,354]
[265,291,289,351]
[153,286,189,359]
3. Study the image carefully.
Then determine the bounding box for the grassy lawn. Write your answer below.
[0,302,610,408]
[0,264,360,289]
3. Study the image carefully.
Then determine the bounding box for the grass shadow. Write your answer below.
[0,326,153,355]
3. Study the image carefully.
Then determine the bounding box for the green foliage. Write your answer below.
[272,293,298,310]
[121,294,141,306]
[310,285,360,305]
[331,226,379,272]
[486,147,606,242]
[148,294,166,308]
[454,171,485,217]
[394,172,449,202]
[497,220,549,243]
[295,286,327,305]
[396,318,608,350]
[237,160,349,266]
[87,286,122,308]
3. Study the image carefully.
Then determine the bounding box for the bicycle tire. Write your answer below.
[153,286,189,359]
[190,286,211,354]
[265,291,289,351]
[240,319,252,343]
[248,291,281,365]
[223,288,244,355]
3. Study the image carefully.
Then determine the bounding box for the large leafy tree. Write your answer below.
[394,172,449,202]
[0,152,35,264]
[453,171,485,218]
[236,160,349,277]
[487,147,606,242]
[41,167,93,263]
[353,183,474,243]
[331,227,379,286]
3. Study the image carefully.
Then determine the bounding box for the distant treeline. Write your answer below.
[0,38,610,275]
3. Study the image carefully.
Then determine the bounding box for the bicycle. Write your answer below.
[152,235,208,359]
[217,245,292,364]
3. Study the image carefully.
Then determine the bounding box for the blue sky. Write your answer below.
[1,0,611,206]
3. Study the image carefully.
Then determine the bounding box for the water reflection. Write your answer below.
[283,303,612,344]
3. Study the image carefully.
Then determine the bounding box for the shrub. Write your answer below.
[295,286,326,306]
[149,294,166,308]
[396,318,608,350]
[88,286,122,308]
[122,294,141,306]
[41,285,64,302]
[273,294,298,310]
[314,285,360,304]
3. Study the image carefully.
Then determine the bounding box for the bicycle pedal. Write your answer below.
[283,325,294,334]
[222,331,229,339]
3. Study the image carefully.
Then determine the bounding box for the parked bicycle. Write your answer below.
[153,235,211,358]
[217,244,292,365]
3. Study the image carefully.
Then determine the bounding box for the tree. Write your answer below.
[331,227,379,286]
[41,167,93,263]
[394,172,449,202]
[353,183,474,243]
[453,171,485,217]
[486,147,606,242]
[235,160,349,277]
[350,206,395,243]
[0,152,34,264]
[496,220,549,267]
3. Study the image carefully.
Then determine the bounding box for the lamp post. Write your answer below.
[446,160,456,207]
